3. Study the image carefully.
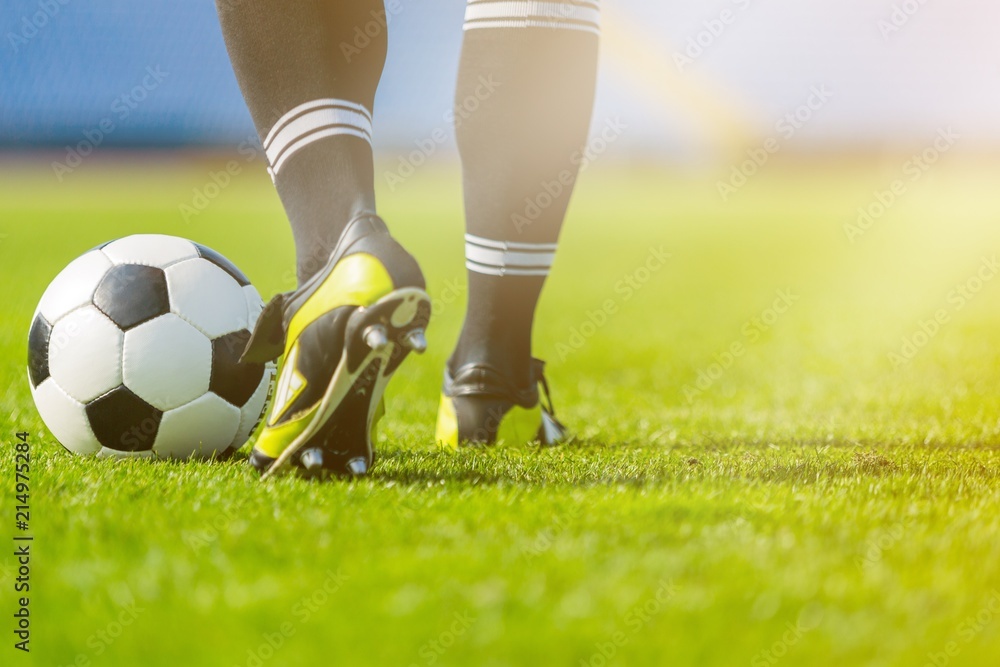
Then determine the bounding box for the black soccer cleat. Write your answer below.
[435,358,567,448]
[243,214,430,479]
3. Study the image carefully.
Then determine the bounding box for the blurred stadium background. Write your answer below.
[3,0,999,159]
[7,5,1000,665]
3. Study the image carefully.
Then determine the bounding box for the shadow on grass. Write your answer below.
[30,436,1000,490]
[367,438,1000,487]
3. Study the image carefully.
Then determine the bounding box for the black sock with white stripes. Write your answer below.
[215,0,387,285]
[450,0,600,389]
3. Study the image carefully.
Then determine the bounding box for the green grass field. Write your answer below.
[3,154,1000,666]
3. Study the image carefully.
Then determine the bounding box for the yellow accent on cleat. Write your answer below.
[255,411,313,459]
[435,394,544,449]
[252,252,401,472]
[435,393,459,449]
[285,253,394,346]
[268,343,307,425]
[495,403,543,445]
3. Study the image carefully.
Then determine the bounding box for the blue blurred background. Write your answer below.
[3,0,998,159]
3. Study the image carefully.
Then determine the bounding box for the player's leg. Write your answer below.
[436,1,600,447]
[216,0,387,284]
[216,0,429,477]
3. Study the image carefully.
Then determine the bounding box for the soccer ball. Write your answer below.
[27,234,275,459]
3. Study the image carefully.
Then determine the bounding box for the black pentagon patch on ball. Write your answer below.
[195,244,251,287]
[93,264,170,331]
[86,386,162,452]
[27,313,52,388]
[211,329,265,407]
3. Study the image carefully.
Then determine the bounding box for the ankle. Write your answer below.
[448,344,532,390]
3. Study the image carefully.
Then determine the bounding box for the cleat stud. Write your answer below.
[363,325,389,351]
[403,328,427,353]
[300,447,325,472]
[249,449,277,476]
[345,457,369,476]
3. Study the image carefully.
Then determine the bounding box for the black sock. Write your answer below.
[449,1,600,388]
[215,0,388,285]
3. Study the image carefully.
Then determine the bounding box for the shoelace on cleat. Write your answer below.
[532,358,567,437]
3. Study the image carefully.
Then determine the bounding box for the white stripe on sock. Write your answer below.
[466,245,556,269]
[463,1,601,35]
[465,234,557,276]
[465,234,558,251]
[264,100,372,175]
[264,99,371,149]
[269,125,371,174]
[465,261,552,277]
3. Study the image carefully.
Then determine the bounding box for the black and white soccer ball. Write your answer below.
[27,235,275,459]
